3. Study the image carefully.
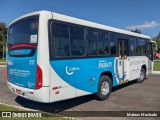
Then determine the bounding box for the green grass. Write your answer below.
[0,104,67,120]
[0,104,21,111]
[0,59,6,65]
[154,61,160,71]
[0,59,6,62]
[0,63,6,65]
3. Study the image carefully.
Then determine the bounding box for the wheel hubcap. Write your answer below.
[101,81,109,95]
[140,71,144,80]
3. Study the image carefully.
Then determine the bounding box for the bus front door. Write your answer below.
[117,40,128,84]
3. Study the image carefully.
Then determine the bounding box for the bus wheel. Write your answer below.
[96,75,112,101]
[136,68,146,83]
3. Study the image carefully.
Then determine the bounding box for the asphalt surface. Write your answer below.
[0,67,160,120]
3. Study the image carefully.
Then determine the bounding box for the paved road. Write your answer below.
[0,67,160,120]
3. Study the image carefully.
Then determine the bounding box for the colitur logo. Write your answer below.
[66,66,80,75]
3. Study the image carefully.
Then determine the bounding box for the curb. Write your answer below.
[0,65,6,67]
[0,62,7,63]
[0,102,37,111]
[151,71,160,74]
[154,60,160,62]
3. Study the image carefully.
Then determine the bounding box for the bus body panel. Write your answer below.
[49,58,116,102]
[49,57,117,93]
[7,81,50,103]
[7,81,34,100]
[36,11,52,87]
[127,56,149,81]
[49,56,149,102]
[49,65,91,102]
[7,50,37,89]
[7,11,52,103]
[49,57,122,102]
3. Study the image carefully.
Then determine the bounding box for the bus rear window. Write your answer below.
[8,18,39,48]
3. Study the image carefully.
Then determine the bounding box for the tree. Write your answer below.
[155,32,160,50]
[153,32,160,50]
[0,22,7,60]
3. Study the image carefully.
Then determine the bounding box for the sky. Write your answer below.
[0,0,160,38]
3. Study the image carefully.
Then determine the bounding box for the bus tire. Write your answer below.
[96,75,112,101]
[136,68,146,83]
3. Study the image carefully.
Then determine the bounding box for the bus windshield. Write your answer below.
[8,18,39,48]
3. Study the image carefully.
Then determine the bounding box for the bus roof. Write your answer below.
[9,11,42,26]
[9,10,151,39]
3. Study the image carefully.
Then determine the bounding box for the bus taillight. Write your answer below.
[36,65,43,89]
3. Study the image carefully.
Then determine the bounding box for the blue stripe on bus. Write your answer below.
[50,57,118,93]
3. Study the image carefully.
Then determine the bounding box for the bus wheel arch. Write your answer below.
[95,71,113,101]
[141,64,146,72]
[137,65,146,83]
[100,71,113,83]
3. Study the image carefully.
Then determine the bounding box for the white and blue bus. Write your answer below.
[7,10,154,103]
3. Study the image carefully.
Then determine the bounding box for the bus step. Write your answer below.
[119,80,128,85]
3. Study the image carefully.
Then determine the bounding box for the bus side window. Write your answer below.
[70,26,85,56]
[130,37,137,55]
[109,33,116,55]
[86,30,98,55]
[137,38,146,55]
[98,32,109,55]
[52,23,70,57]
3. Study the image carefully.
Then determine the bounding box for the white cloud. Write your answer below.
[126,21,159,30]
